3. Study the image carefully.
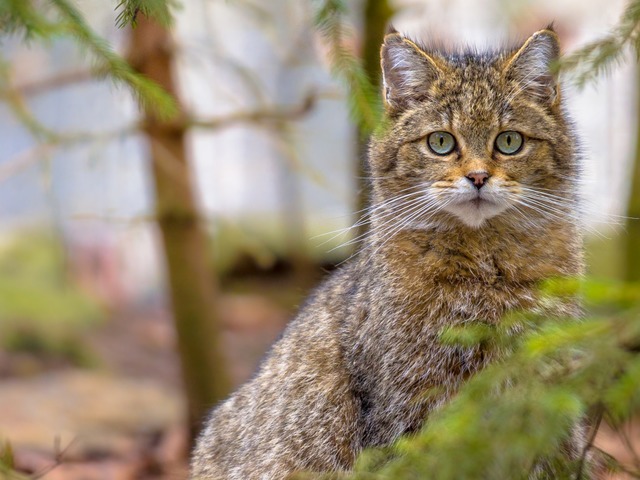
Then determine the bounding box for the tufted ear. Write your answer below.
[503,28,560,105]
[380,32,445,114]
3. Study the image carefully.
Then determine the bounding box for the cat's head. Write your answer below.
[369,27,577,231]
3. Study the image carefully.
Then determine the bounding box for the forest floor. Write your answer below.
[0,268,639,479]
[0,270,313,480]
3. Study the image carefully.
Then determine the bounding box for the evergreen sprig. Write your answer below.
[343,279,640,479]
[0,0,63,39]
[0,0,178,125]
[50,0,177,119]
[313,0,382,135]
[114,0,179,29]
[561,0,640,87]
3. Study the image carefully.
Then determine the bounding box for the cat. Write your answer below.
[191,26,586,479]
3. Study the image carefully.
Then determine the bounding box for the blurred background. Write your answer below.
[0,0,638,478]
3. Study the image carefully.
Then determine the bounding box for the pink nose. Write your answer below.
[466,171,489,189]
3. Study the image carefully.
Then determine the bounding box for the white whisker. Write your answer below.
[363,197,452,264]
[328,200,429,252]
[520,185,630,225]
[312,186,429,248]
[326,193,433,252]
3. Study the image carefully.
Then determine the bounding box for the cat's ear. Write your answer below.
[503,28,560,105]
[380,31,445,114]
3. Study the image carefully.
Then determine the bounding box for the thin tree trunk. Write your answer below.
[625,75,640,282]
[354,0,394,241]
[126,16,230,443]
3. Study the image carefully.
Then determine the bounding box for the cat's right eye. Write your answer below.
[495,131,523,155]
[427,132,456,155]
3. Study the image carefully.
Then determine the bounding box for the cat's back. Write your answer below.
[191,263,366,479]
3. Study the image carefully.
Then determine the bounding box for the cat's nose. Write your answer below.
[465,171,490,189]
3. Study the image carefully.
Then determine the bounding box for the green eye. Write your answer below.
[495,131,523,155]
[427,131,456,155]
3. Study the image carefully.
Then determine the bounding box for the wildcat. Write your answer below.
[191,26,586,479]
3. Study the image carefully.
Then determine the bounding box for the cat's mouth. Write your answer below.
[443,194,508,228]
[467,197,495,208]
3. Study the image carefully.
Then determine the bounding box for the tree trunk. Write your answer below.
[354,0,394,241]
[624,76,640,282]
[126,16,230,443]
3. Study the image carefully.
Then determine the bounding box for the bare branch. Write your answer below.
[30,436,78,480]
[4,69,94,97]
[0,91,320,185]
[0,143,55,184]
[593,447,640,479]
[184,90,318,131]
[575,405,604,480]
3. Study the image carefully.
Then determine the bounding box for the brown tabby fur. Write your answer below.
[191,27,587,479]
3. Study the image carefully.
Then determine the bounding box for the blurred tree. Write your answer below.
[354,0,394,240]
[125,12,230,441]
[0,0,337,446]
[2,0,231,443]
[314,0,382,135]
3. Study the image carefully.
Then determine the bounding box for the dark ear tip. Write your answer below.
[382,24,402,45]
[528,26,560,56]
[545,21,556,32]
[534,25,560,44]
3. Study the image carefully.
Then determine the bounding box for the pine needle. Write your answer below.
[49,0,178,119]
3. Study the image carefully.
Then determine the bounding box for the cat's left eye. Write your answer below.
[495,131,523,155]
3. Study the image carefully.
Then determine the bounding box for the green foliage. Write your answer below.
[313,0,382,135]
[339,278,640,479]
[0,441,15,472]
[0,440,26,480]
[0,234,102,366]
[53,0,177,119]
[0,439,39,480]
[0,0,63,39]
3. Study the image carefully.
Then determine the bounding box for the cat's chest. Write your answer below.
[382,227,578,289]
[374,264,537,328]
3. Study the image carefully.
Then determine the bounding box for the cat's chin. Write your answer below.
[444,199,508,229]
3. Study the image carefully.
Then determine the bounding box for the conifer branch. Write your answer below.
[560,0,640,87]
[313,0,382,135]
[1,1,179,129]
[4,69,94,97]
[49,0,178,119]
[114,0,179,29]
[0,0,64,38]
